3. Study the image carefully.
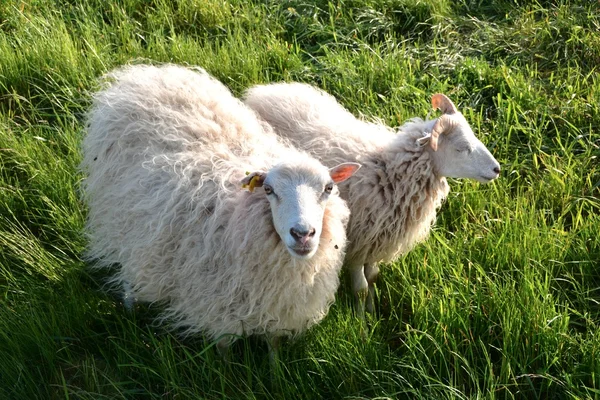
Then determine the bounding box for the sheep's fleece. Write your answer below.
[81,65,351,342]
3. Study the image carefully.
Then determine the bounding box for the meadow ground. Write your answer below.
[0,0,599,398]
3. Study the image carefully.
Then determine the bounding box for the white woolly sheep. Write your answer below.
[80,65,360,349]
[244,83,501,316]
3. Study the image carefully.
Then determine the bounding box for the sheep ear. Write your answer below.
[417,135,431,147]
[241,171,267,192]
[430,114,456,151]
[431,93,457,115]
[329,162,361,183]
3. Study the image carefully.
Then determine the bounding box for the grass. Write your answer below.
[1,0,599,398]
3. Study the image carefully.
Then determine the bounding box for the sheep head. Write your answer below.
[428,93,501,183]
[243,157,360,259]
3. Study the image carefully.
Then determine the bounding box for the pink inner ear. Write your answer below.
[432,94,457,114]
[330,163,361,183]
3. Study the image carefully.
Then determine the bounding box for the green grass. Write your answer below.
[1,0,599,398]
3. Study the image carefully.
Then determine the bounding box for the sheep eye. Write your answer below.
[263,185,273,195]
[324,183,334,194]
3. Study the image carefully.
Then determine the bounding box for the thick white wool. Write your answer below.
[81,65,350,341]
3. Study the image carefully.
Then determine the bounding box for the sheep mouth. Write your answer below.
[478,174,499,183]
[289,246,316,258]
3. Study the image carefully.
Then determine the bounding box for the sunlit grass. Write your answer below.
[0,0,599,398]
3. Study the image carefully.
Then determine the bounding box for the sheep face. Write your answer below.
[429,114,501,183]
[243,160,359,259]
[424,94,500,183]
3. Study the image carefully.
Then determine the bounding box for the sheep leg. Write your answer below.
[363,263,379,314]
[122,281,136,311]
[350,264,369,322]
[216,325,244,361]
[216,338,232,361]
[267,335,282,368]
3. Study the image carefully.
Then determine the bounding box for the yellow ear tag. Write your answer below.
[247,175,261,193]
[242,172,261,193]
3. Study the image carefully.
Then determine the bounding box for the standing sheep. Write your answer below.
[80,65,360,349]
[244,83,501,316]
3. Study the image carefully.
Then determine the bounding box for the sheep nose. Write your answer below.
[290,226,316,245]
[493,166,501,174]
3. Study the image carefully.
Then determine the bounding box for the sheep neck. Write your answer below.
[341,131,450,266]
